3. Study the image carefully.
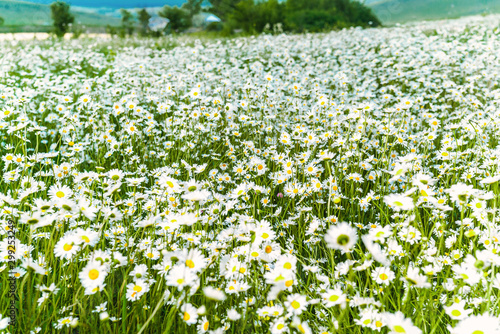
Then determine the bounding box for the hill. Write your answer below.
[369,0,500,24]
[0,0,121,26]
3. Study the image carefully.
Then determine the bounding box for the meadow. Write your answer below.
[1,14,500,334]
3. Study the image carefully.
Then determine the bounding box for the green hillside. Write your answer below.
[0,0,120,26]
[369,0,500,24]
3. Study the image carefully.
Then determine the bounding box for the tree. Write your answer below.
[157,0,201,34]
[50,1,75,38]
[249,0,284,33]
[208,0,381,34]
[350,1,381,27]
[284,0,380,32]
[158,6,192,33]
[106,24,118,37]
[208,0,241,21]
[225,0,256,33]
[120,9,135,37]
[137,8,152,36]
[0,17,4,26]
[181,0,203,17]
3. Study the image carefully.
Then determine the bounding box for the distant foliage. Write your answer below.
[137,8,152,36]
[208,0,240,21]
[106,24,118,36]
[159,6,192,33]
[209,0,381,34]
[159,0,202,33]
[50,1,75,38]
[182,0,203,18]
[120,9,135,37]
[113,0,379,37]
[223,0,285,34]
[0,16,4,26]
[71,23,84,39]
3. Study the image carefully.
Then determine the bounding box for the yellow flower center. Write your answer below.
[394,325,406,333]
[88,269,99,280]
[329,295,339,302]
[186,260,195,268]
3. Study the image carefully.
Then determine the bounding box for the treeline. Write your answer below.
[154,0,381,35]
[105,1,204,37]
[48,0,380,38]
[207,0,381,33]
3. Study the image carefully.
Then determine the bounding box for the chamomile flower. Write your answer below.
[372,267,395,285]
[166,264,197,290]
[54,235,80,260]
[48,184,73,201]
[180,303,198,325]
[126,279,150,301]
[54,316,78,330]
[198,316,210,333]
[444,300,473,321]
[227,309,241,321]
[0,314,9,330]
[385,312,422,334]
[284,294,308,315]
[449,313,500,334]
[384,194,415,211]
[324,222,358,253]
[321,287,347,308]
[79,261,108,292]
[203,286,226,301]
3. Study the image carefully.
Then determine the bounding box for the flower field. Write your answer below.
[2,15,500,334]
